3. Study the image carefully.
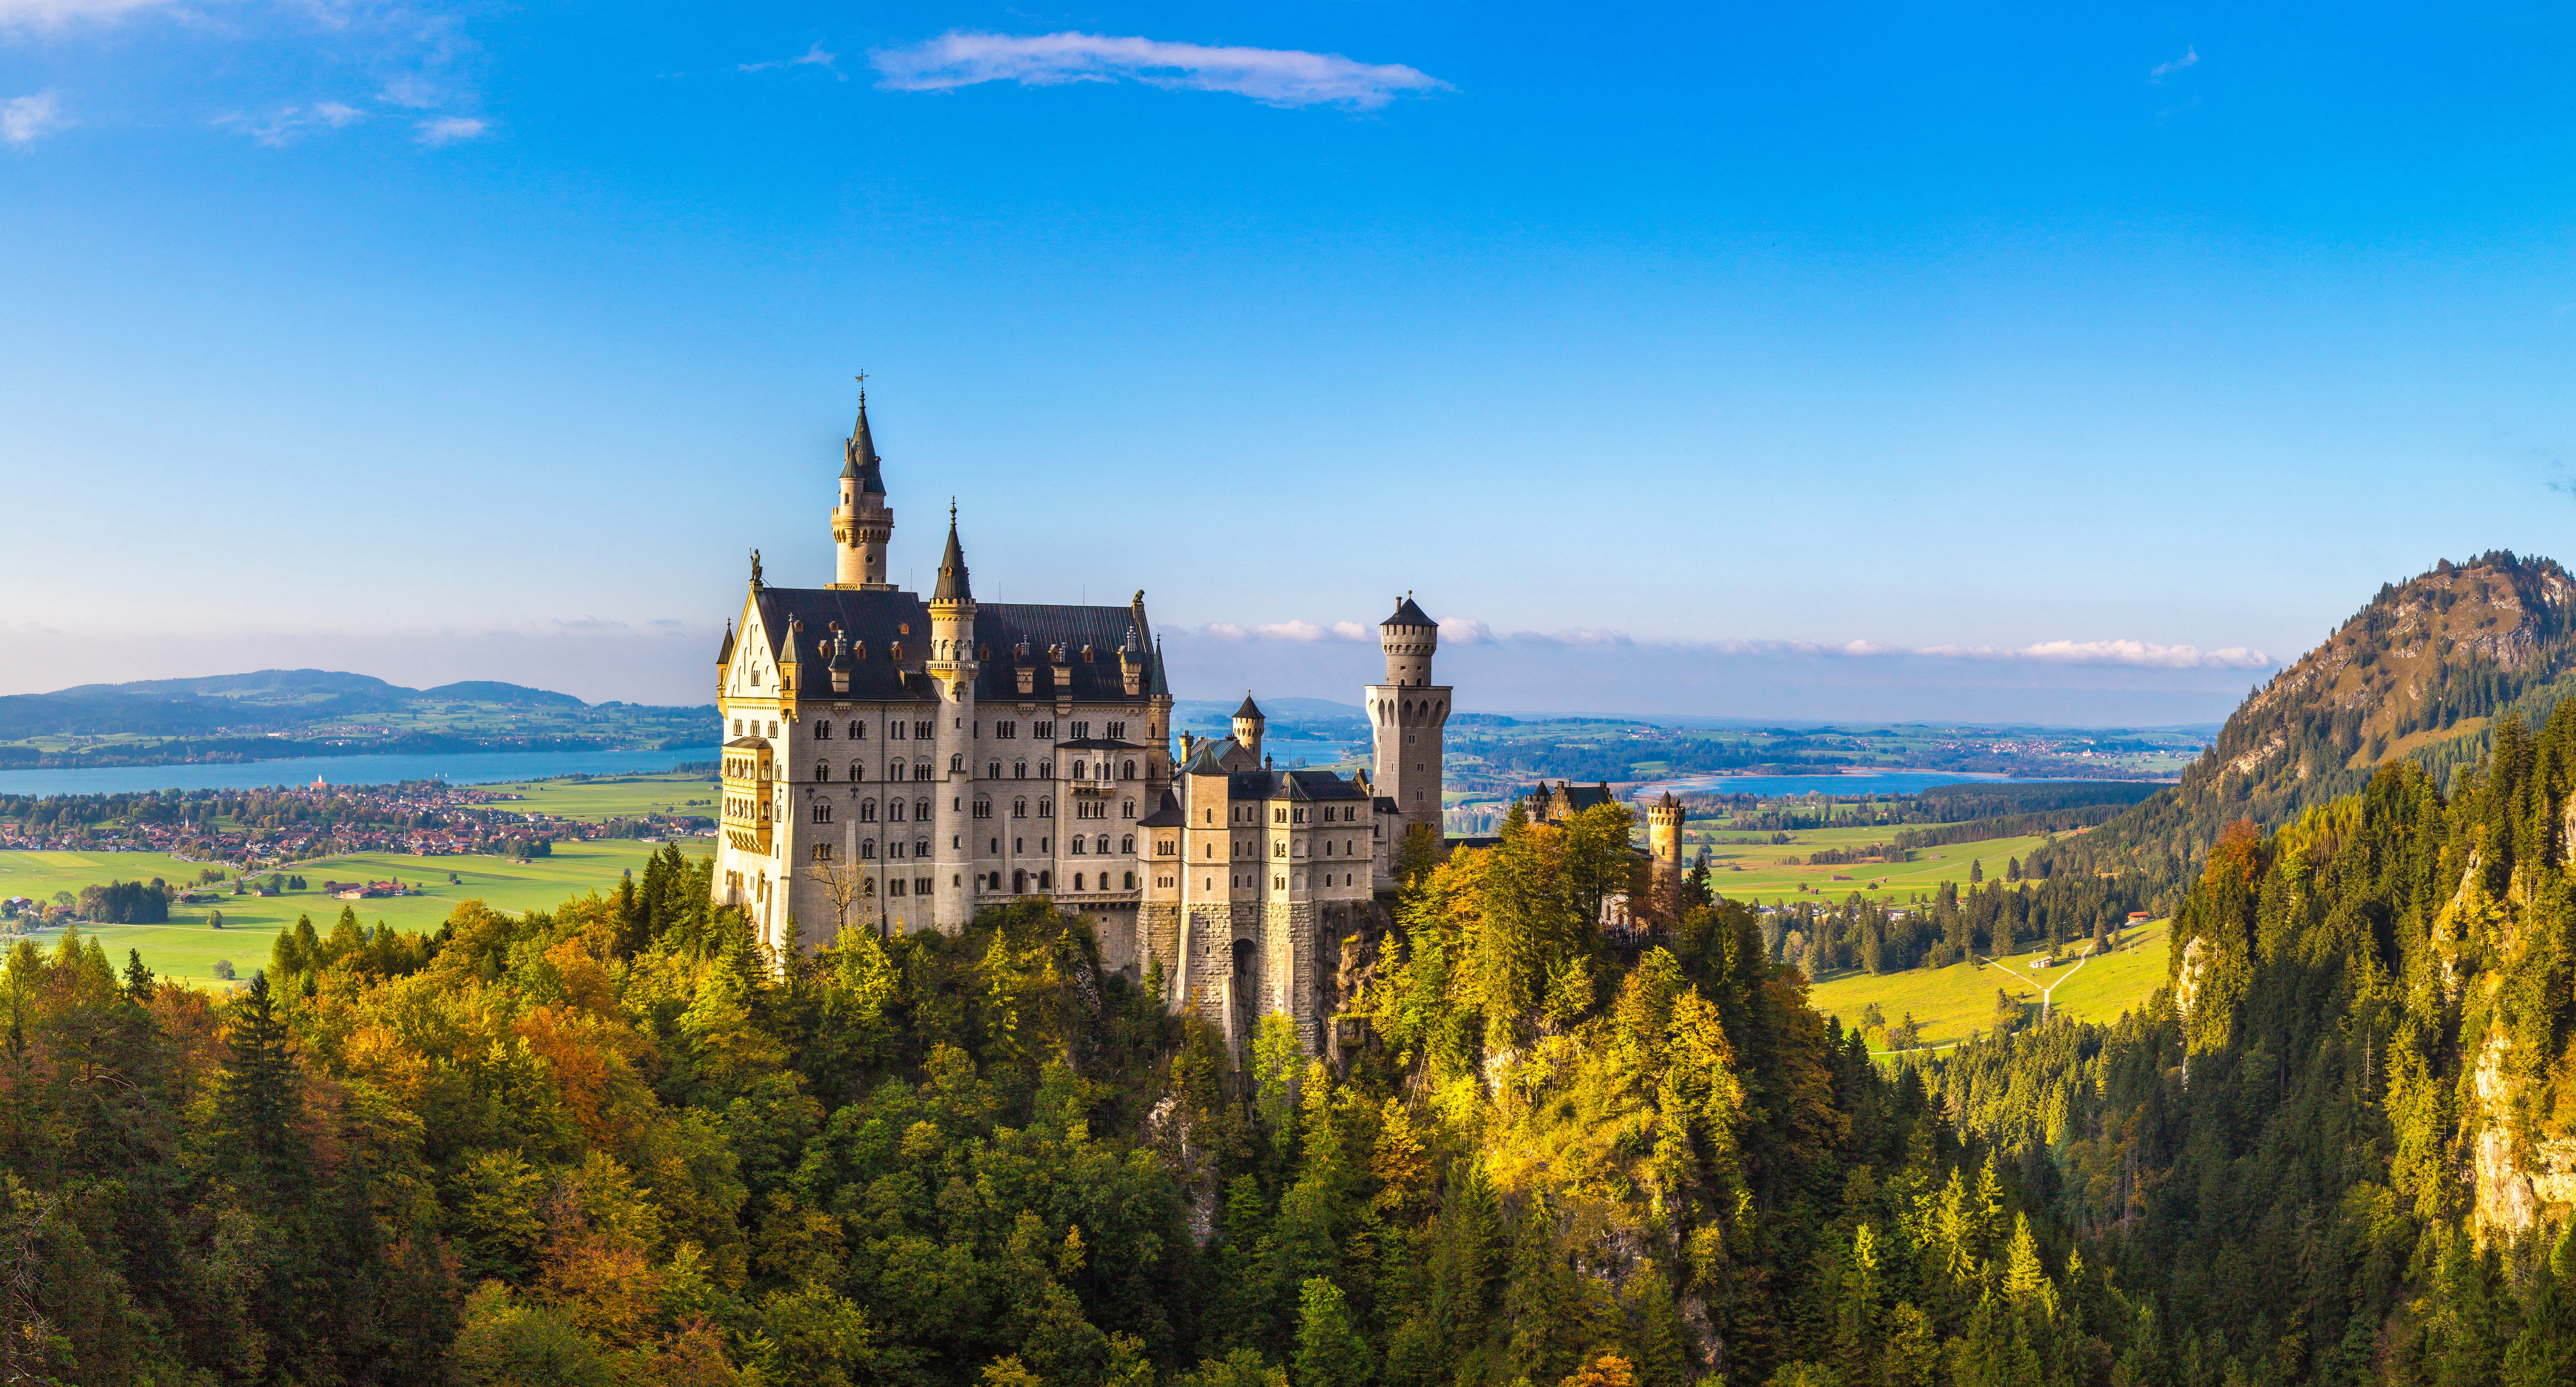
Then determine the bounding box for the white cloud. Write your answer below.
[414,114,485,146]
[2,91,63,146]
[873,30,1447,109]
[0,0,186,28]
[1908,639,2267,669]
[741,40,843,80]
[2151,47,2198,79]
[218,100,365,146]
[1437,615,1494,643]
[1330,620,1369,641]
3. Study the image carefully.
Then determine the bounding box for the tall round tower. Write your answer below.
[1648,792,1685,881]
[926,507,978,933]
[1366,593,1453,847]
[831,388,895,590]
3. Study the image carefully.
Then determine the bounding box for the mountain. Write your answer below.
[418,681,590,708]
[2036,550,2576,898]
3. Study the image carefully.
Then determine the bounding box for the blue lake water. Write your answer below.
[0,746,724,797]
[1639,771,2026,799]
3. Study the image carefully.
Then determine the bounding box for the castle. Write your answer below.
[712,395,1450,1058]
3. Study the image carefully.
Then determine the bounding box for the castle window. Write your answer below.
[1014,760,1027,779]
[815,762,831,782]
[1158,840,1175,855]
[1121,760,1137,780]
[1120,835,1134,854]
[811,843,835,861]
[996,721,1016,739]
[1013,798,1028,818]
[1275,808,1287,824]
[813,803,833,824]
[1292,808,1304,823]
[1071,837,1086,855]
[890,841,905,858]
[913,799,930,822]
[913,721,934,739]
[1036,760,1052,779]
[890,878,906,896]
[1072,761,1088,781]
[1070,721,1090,739]
[1106,721,1126,740]
[733,719,743,735]
[851,721,865,738]
[815,722,832,740]
[1033,721,1054,740]
[1274,841,1286,858]
[862,877,874,895]
[1124,872,1135,889]
[890,721,906,740]
[860,800,877,822]
[1095,835,1110,854]
[1037,871,1051,890]
[860,840,875,858]
[1038,798,1053,818]
[889,800,906,822]
[988,762,1001,779]
[1121,800,1135,819]
[973,798,991,819]
[950,753,965,773]
[1074,873,1085,890]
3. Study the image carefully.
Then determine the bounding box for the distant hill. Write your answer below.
[2037,550,2576,891]
[0,670,711,769]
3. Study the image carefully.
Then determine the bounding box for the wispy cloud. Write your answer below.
[2150,47,2198,80]
[1176,616,2268,670]
[1910,639,2266,669]
[872,30,1447,109]
[0,0,185,28]
[217,100,365,146]
[414,114,486,146]
[741,40,843,81]
[2,91,63,145]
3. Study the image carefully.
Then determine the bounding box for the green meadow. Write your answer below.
[1806,917,2172,1055]
[468,770,718,822]
[1696,822,2058,907]
[3,839,710,991]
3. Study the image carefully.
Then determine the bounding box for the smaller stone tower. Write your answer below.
[1648,792,1685,883]
[1232,694,1266,761]
[831,386,895,590]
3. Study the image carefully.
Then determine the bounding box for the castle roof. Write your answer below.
[844,398,885,494]
[716,622,734,666]
[1234,694,1264,720]
[744,587,1153,704]
[1222,768,1372,802]
[1136,790,1185,828]
[931,514,971,603]
[1385,596,1434,627]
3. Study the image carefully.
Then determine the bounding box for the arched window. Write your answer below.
[888,800,906,822]
[913,799,930,822]
[950,753,964,773]
[987,762,1001,779]
[814,762,831,782]
[812,802,833,824]
[1071,837,1087,855]
[815,722,832,740]
[1036,760,1052,779]
[1120,835,1133,854]
[862,877,875,895]
[1037,871,1051,890]
[850,720,865,739]
[1121,800,1135,820]
[1074,873,1086,891]
[973,798,991,819]
[859,799,878,822]
[1013,760,1027,779]
[1038,798,1053,818]
[1095,835,1110,854]
[859,840,876,858]
[1123,871,1135,889]
[1013,798,1028,818]
[1121,759,1137,780]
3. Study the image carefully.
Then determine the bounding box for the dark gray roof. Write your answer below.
[1056,737,1145,751]
[716,623,735,665]
[750,587,1158,705]
[1234,694,1264,720]
[1219,768,1371,802]
[844,400,884,494]
[1386,596,1434,627]
[1137,790,1184,828]
[932,520,971,603]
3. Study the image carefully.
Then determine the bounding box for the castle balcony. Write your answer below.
[721,736,775,855]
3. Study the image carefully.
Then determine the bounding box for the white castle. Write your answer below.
[712,394,1451,1055]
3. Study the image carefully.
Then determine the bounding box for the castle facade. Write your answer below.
[712,398,1450,1057]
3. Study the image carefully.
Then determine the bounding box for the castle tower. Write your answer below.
[1232,694,1266,762]
[1648,792,1684,882]
[926,507,977,933]
[830,388,895,590]
[1366,595,1451,847]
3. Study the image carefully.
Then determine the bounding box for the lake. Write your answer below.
[0,746,723,797]
[1641,770,2044,799]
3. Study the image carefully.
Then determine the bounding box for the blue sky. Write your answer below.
[5,3,2574,722]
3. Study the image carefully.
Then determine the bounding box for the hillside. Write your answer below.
[0,668,712,768]
[2035,550,2576,902]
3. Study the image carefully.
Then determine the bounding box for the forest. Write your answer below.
[9,692,2576,1384]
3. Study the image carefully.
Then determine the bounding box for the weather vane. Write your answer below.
[855,371,867,406]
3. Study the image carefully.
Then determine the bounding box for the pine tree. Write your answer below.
[122,949,152,1003]
[2503,1221,2576,1387]
[213,970,306,1197]
[1295,1278,1374,1387]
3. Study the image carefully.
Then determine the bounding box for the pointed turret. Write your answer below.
[843,390,885,494]
[932,506,973,603]
[1233,693,1266,760]
[832,381,895,589]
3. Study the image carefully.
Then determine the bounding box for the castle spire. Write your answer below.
[843,377,885,495]
[932,502,972,603]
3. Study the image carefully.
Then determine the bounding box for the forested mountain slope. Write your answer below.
[2037,552,2576,910]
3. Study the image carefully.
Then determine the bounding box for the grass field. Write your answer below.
[469,770,719,822]
[1698,823,2059,907]
[2,839,712,990]
[1807,918,2172,1055]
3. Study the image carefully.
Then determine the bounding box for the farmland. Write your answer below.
[1807,917,2172,1054]
[1697,823,2059,907]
